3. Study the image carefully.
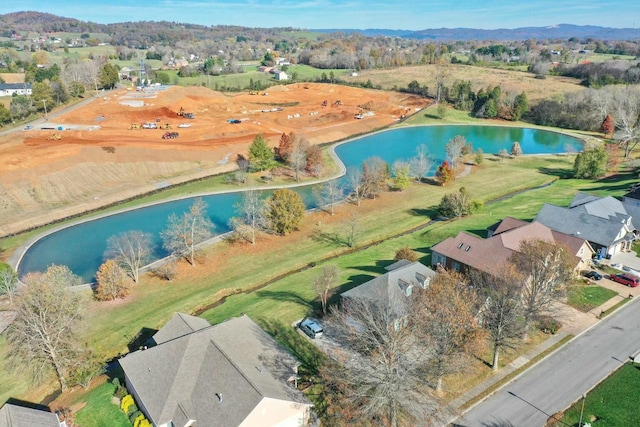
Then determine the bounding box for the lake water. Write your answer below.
[17,125,583,282]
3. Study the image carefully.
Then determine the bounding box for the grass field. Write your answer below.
[566,283,618,312]
[556,363,640,426]
[72,382,130,427]
[350,63,585,104]
[2,151,637,404]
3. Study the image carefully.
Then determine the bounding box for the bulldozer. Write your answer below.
[49,132,62,140]
[161,123,171,130]
[130,123,140,130]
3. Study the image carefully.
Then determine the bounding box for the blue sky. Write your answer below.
[2,1,638,30]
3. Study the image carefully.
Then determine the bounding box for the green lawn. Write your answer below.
[73,382,130,427]
[1,119,638,414]
[557,363,640,426]
[566,283,618,312]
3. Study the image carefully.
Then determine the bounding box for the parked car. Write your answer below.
[609,273,639,287]
[24,125,33,130]
[582,270,603,281]
[178,123,191,128]
[299,319,323,339]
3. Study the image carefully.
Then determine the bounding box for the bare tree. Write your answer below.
[322,297,446,427]
[471,267,525,371]
[313,179,344,215]
[288,135,309,182]
[161,198,215,265]
[509,239,574,336]
[6,265,87,391]
[411,270,485,392]
[434,63,450,103]
[445,135,466,168]
[612,86,640,157]
[361,156,389,199]
[343,211,360,248]
[409,144,433,183]
[105,230,153,283]
[0,264,18,304]
[345,166,365,206]
[314,265,339,315]
[230,190,267,244]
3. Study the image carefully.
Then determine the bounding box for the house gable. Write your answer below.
[0,403,62,427]
[119,315,311,427]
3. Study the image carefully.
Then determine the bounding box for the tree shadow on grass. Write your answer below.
[538,167,574,179]
[310,227,350,248]
[258,317,325,374]
[409,206,439,218]
[255,290,313,310]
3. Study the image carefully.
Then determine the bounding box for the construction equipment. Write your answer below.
[49,132,62,140]
[130,123,140,129]
[162,132,179,139]
[321,100,327,107]
[334,100,343,106]
[178,107,195,119]
[161,123,171,130]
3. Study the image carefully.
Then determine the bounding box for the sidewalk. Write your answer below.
[452,290,630,412]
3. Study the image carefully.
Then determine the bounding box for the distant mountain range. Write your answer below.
[2,12,640,42]
[315,24,640,41]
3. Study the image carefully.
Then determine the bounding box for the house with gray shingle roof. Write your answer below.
[0,83,31,97]
[535,192,637,258]
[0,402,64,427]
[340,261,437,319]
[431,217,594,275]
[119,313,312,427]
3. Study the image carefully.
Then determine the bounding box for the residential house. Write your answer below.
[535,192,637,257]
[0,83,32,97]
[341,260,437,321]
[119,313,312,427]
[431,217,594,275]
[275,71,289,81]
[0,402,65,427]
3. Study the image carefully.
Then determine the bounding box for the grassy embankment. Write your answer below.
[555,362,640,426]
[3,151,637,411]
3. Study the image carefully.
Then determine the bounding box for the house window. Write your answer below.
[465,245,471,252]
[452,262,460,272]
[457,243,464,249]
[405,285,413,297]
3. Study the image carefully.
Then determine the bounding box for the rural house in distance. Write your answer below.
[119,313,312,427]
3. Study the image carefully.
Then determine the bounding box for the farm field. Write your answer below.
[350,63,586,103]
[0,83,428,235]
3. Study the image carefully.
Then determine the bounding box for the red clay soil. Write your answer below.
[0,83,429,236]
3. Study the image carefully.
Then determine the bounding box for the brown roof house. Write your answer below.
[431,217,594,275]
[119,313,312,427]
[0,403,64,427]
[341,260,437,323]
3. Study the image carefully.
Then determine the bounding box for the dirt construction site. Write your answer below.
[0,83,429,236]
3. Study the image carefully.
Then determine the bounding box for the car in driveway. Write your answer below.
[582,270,603,280]
[299,319,323,339]
[609,273,639,287]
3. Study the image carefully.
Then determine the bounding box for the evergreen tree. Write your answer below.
[248,134,275,171]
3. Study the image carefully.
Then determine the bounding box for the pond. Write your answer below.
[17,125,583,282]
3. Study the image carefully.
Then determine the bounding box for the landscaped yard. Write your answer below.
[554,362,640,426]
[566,283,618,312]
[1,114,638,422]
[71,381,130,427]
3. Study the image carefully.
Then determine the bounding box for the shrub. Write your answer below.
[129,410,142,423]
[120,395,134,414]
[511,141,522,156]
[394,247,419,262]
[537,316,561,335]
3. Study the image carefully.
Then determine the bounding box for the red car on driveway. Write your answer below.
[609,273,639,287]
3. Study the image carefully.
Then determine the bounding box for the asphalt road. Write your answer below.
[456,297,640,427]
